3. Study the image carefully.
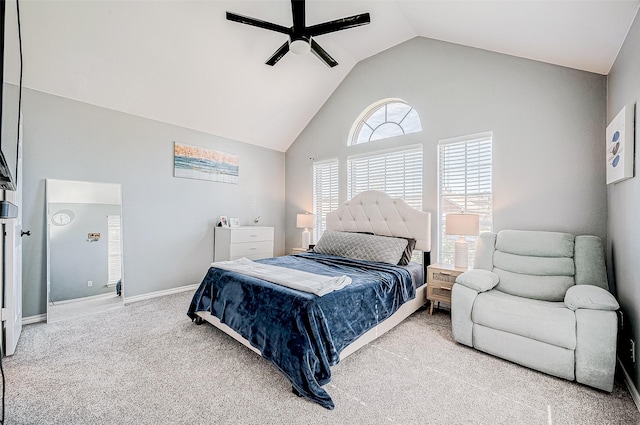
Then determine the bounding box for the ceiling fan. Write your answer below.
[226,0,370,68]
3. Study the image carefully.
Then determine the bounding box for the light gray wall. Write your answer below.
[21,88,285,317]
[606,12,640,389]
[49,202,120,302]
[285,37,607,259]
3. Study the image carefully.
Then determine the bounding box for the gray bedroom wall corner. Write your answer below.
[285,36,607,258]
[606,10,640,393]
[21,88,285,317]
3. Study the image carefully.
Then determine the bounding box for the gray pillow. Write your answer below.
[314,231,408,265]
[398,238,416,266]
[455,269,500,292]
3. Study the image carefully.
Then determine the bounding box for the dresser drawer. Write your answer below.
[214,226,275,262]
[229,227,274,243]
[228,240,274,259]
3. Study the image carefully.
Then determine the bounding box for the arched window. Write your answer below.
[349,99,422,145]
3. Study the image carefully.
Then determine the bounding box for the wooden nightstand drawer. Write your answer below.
[426,263,466,315]
[429,271,458,286]
[427,284,452,300]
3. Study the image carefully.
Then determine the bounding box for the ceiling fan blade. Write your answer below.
[310,39,338,68]
[291,0,305,36]
[266,41,290,66]
[226,11,290,35]
[306,13,370,37]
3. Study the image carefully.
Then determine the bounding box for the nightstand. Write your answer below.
[291,248,307,254]
[426,263,466,315]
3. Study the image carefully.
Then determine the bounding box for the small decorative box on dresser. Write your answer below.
[426,263,466,315]
[214,226,274,261]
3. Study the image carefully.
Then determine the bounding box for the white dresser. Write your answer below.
[214,226,274,261]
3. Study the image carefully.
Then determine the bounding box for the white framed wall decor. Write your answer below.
[606,103,635,184]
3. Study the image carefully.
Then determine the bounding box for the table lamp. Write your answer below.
[445,213,480,268]
[296,213,315,250]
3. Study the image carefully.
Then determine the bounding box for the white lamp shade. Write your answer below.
[296,213,315,229]
[445,213,480,236]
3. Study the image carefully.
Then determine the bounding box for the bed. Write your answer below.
[187,190,431,409]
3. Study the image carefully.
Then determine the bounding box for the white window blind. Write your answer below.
[347,146,423,210]
[107,215,122,286]
[313,160,339,243]
[438,133,493,265]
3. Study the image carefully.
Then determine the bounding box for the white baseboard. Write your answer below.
[618,357,640,413]
[52,291,117,305]
[23,314,47,325]
[123,283,199,305]
[21,285,197,325]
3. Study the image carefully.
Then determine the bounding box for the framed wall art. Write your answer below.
[606,104,635,185]
[174,142,239,184]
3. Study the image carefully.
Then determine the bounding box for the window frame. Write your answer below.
[107,214,122,286]
[312,159,339,244]
[348,98,422,146]
[437,132,493,266]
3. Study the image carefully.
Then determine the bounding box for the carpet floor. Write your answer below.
[3,291,639,424]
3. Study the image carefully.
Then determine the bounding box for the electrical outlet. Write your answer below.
[88,280,93,287]
[631,339,636,363]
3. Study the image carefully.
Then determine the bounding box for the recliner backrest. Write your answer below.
[476,230,576,301]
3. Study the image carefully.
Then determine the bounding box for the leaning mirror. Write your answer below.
[46,179,124,322]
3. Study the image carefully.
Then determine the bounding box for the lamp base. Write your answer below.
[454,237,469,269]
[301,229,311,250]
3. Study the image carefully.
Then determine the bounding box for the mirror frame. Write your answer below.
[46,179,124,322]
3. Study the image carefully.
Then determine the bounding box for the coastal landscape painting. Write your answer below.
[174,142,239,184]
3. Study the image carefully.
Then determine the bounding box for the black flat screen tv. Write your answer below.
[0,0,18,191]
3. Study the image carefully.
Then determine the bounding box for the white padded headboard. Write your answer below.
[326,191,431,252]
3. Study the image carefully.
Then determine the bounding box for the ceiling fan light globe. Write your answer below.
[290,39,311,55]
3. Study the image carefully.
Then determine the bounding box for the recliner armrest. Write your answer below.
[455,269,500,292]
[564,285,619,311]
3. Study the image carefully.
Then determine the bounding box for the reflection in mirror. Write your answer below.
[47,179,124,322]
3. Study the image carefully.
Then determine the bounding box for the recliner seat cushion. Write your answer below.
[472,290,577,350]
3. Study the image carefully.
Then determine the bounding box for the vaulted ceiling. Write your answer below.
[6,1,639,152]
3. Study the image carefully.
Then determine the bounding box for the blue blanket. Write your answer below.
[187,252,416,409]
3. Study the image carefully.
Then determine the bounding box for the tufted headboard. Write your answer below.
[326,190,431,252]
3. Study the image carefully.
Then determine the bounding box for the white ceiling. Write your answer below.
[6,0,639,152]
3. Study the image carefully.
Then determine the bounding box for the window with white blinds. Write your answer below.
[347,146,423,210]
[438,132,493,265]
[313,160,339,243]
[107,215,122,286]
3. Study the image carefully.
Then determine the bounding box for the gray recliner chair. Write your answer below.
[451,230,619,391]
